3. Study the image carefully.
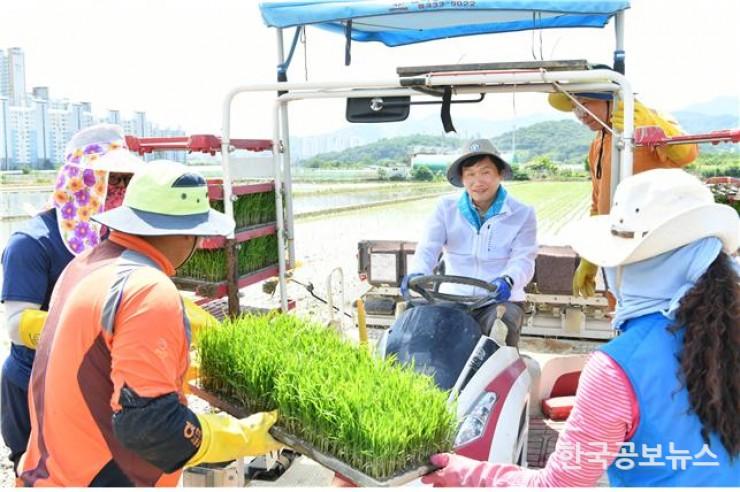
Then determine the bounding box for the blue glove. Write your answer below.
[489,276,513,302]
[400,273,423,299]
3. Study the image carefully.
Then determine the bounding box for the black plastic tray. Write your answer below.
[188,382,438,487]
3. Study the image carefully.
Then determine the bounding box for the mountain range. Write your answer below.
[292,96,739,163]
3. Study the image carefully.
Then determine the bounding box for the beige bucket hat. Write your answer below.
[565,168,739,267]
[446,138,513,187]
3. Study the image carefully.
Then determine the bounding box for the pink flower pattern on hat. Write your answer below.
[52,162,108,255]
[49,124,143,255]
[64,139,128,169]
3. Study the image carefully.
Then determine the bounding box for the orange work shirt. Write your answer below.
[21,231,190,487]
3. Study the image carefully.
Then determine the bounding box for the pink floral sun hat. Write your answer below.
[51,124,145,255]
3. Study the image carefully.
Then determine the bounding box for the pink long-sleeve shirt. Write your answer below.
[455,351,638,487]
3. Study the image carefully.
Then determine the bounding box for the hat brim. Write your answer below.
[92,206,235,237]
[565,204,739,267]
[548,92,615,113]
[86,148,145,174]
[446,152,513,187]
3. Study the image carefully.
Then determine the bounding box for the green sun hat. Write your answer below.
[92,160,235,236]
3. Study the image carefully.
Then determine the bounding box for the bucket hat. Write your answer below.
[565,169,739,267]
[447,139,512,187]
[64,123,143,173]
[92,160,235,237]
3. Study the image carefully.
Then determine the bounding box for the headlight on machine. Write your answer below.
[454,392,498,448]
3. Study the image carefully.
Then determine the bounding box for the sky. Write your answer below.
[2,0,739,138]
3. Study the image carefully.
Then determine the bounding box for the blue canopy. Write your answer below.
[259,1,630,47]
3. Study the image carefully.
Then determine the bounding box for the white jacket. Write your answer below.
[409,192,537,301]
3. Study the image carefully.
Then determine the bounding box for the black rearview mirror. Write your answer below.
[346,96,410,123]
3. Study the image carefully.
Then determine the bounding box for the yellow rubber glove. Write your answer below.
[182,297,218,342]
[572,258,599,298]
[186,411,282,467]
[611,100,696,163]
[19,309,48,349]
[182,360,200,395]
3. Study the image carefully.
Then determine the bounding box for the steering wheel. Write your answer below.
[407,274,500,312]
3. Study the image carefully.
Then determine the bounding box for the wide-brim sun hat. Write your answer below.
[548,91,614,112]
[92,160,235,236]
[447,138,513,187]
[564,168,739,267]
[64,123,144,174]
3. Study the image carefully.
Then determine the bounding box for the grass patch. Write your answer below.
[198,314,457,480]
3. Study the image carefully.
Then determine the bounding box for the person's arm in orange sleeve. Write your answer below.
[109,269,282,472]
[109,269,201,472]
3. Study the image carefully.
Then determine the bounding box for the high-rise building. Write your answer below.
[107,109,121,125]
[1,48,184,169]
[31,95,52,168]
[8,47,26,106]
[0,96,10,170]
[49,100,74,164]
[0,50,9,100]
[73,102,95,131]
[9,106,33,166]
[133,111,147,137]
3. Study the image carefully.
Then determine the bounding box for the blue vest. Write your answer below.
[1,210,74,390]
[600,312,739,486]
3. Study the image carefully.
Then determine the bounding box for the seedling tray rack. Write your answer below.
[125,135,285,316]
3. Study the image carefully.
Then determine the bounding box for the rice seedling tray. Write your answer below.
[195,315,455,486]
[173,264,279,298]
[207,181,275,201]
[176,234,280,283]
[208,182,278,231]
[188,382,439,487]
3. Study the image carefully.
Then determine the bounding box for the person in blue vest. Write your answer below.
[1,124,144,476]
[402,139,537,346]
[421,168,739,486]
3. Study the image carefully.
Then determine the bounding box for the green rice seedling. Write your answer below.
[209,189,277,230]
[198,314,457,481]
[177,234,281,281]
[260,190,277,224]
[177,249,227,282]
[232,194,251,229]
[249,193,263,226]
[209,199,225,214]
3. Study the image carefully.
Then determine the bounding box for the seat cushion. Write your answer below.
[542,395,576,421]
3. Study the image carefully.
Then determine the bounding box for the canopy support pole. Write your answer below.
[276,28,297,270]
[614,11,626,74]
